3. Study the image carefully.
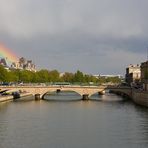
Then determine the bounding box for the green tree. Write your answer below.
[36,69,50,82]
[62,72,74,82]
[74,70,84,83]
[7,70,19,82]
[106,77,121,83]
[97,76,106,84]
[0,65,8,82]
[18,70,34,83]
[48,70,60,82]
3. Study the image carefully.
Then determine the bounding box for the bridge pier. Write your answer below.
[82,94,89,100]
[35,94,41,100]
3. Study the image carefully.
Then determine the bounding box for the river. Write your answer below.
[0,92,148,148]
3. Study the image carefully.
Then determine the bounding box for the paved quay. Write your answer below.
[0,92,32,103]
[0,95,13,102]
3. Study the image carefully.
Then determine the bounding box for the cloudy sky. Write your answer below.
[0,0,147,75]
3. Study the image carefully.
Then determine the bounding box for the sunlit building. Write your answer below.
[141,61,148,91]
[11,57,36,72]
[125,64,141,85]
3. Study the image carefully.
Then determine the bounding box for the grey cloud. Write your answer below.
[0,0,148,38]
[0,0,147,74]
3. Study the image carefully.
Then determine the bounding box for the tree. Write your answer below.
[48,70,60,82]
[36,69,49,82]
[62,72,74,82]
[73,70,84,83]
[0,65,8,82]
[106,77,121,83]
[7,70,19,82]
[19,70,34,83]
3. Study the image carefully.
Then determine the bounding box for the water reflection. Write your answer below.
[0,93,148,148]
[133,105,148,145]
[44,91,125,102]
[44,91,83,101]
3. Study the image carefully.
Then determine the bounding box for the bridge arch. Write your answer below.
[88,89,105,98]
[41,89,82,99]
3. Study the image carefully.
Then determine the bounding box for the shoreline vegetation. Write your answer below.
[1,65,147,107]
[0,64,121,103]
[0,65,121,85]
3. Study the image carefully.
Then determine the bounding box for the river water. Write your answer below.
[0,92,148,148]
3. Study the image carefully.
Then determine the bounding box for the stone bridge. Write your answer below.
[0,85,106,100]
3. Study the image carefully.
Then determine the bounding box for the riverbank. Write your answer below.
[109,88,148,107]
[0,95,13,102]
[0,92,32,103]
[132,90,148,107]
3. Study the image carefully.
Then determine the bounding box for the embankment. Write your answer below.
[0,95,13,102]
[0,92,32,103]
[109,88,148,107]
[132,90,148,107]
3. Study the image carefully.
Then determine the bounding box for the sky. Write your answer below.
[0,0,147,75]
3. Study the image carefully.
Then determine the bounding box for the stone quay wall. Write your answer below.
[132,90,148,107]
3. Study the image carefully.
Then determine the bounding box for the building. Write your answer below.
[0,58,7,67]
[125,64,141,85]
[0,58,10,71]
[11,57,36,72]
[141,61,148,91]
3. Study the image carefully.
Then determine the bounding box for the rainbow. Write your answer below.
[0,43,18,63]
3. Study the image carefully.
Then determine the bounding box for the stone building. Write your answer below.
[0,58,7,67]
[125,64,141,85]
[0,58,10,71]
[141,61,148,91]
[11,57,36,72]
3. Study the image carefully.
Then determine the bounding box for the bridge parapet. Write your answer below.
[0,85,106,100]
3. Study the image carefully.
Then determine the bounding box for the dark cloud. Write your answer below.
[0,0,147,74]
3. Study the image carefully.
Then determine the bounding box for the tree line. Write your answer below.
[0,65,121,84]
